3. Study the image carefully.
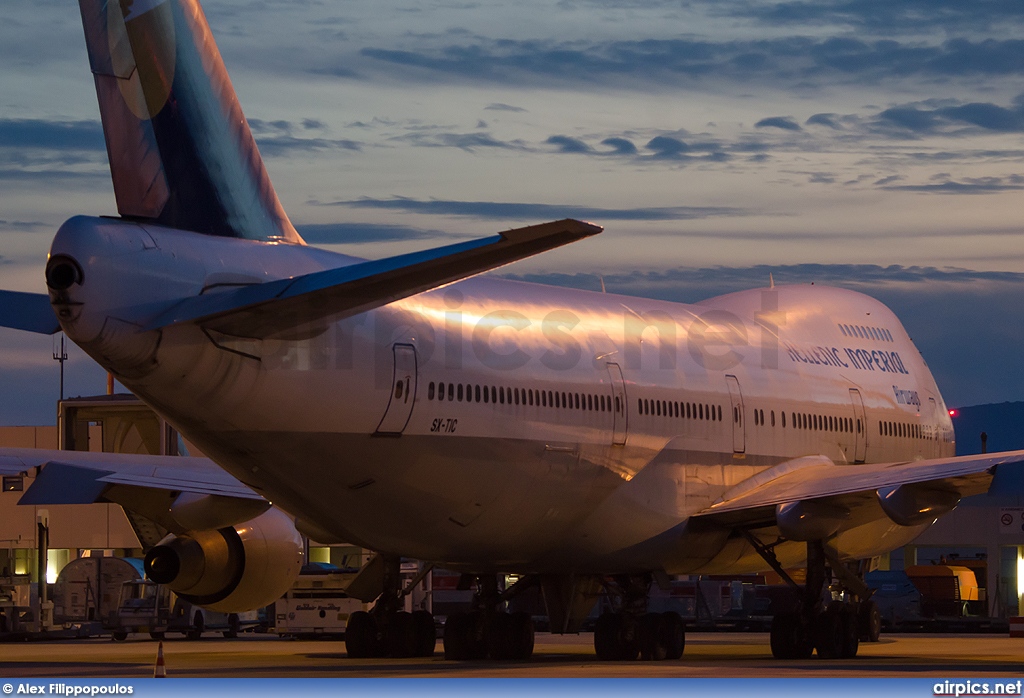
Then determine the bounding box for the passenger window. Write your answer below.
[457,384,463,401]
[428,382,435,400]
[438,382,445,401]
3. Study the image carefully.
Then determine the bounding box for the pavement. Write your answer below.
[1,632,1022,678]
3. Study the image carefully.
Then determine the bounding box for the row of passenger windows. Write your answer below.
[638,398,722,422]
[426,381,621,413]
[880,420,927,440]
[839,323,893,342]
[751,408,861,434]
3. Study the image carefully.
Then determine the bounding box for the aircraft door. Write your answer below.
[849,388,867,463]
[376,343,418,435]
[725,375,745,453]
[606,363,628,445]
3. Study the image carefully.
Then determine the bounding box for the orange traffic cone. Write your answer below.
[154,641,167,678]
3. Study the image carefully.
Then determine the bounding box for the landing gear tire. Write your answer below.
[638,612,667,661]
[770,611,813,659]
[345,610,380,658]
[858,599,881,643]
[111,630,128,642]
[660,611,685,660]
[486,611,535,660]
[443,611,484,660]
[814,603,859,659]
[412,610,436,657]
[223,613,240,639]
[388,611,418,658]
[594,612,639,661]
[185,611,204,640]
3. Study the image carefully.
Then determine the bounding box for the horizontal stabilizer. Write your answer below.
[146,218,602,338]
[0,291,61,334]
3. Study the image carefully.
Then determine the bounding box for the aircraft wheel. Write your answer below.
[443,611,480,660]
[858,600,882,642]
[411,610,436,657]
[111,630,128,642]
[638,612,667,661]
[487,613,514,660]
[839,604,860,658]
[149,631,165,640]
[223,613,240,639]
[345,610,380,658]
[387,611,418,658]
[508,611,535,660]
[594,612,639,661]
[185,611,204,640]
[814,605,844,659]
[770,611,812,659]
[660,611,685,660]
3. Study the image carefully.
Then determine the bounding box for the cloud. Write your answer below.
[315,196,746,221]
[247,118,361,156]
[756,116,802,131]
[0,119,105,151]
[733,0,1024,34]
[295,222,457,244]
[353,36,1024,90]
[874,98,1024,136]
[601,137,638,155]
[880,174,1024,194]
[398,131,529,151]
[0,220,47,231]
[484,103,527,112]
[546,135,592,153]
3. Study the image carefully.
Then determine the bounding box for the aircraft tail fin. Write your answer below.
[78,0,302,243]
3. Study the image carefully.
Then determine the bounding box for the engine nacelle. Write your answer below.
[144,508,303,612]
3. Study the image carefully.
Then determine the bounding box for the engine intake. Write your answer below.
[144,508,303,612]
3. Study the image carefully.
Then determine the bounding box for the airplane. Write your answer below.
[1,0,1021,663]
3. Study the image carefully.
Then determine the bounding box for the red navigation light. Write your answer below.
[948,409,958,417]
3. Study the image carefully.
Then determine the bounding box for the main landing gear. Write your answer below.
[743,533,881,660]
[345,556,436,658]
[593,575,685,661]
[443,575,536,660]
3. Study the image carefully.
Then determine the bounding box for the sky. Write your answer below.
[1,0,1024,424]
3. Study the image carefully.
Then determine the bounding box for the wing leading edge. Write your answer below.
[691,450,1024,532]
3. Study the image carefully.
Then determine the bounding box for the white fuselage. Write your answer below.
[50,216,955,575]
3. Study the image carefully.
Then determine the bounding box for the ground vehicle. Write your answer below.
[110,580,254,640]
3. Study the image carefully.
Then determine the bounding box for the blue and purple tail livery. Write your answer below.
[78,0,303,243]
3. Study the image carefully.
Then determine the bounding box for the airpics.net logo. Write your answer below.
[934,680,1023,696]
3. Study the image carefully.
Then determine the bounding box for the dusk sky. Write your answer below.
[1,0,1023,424]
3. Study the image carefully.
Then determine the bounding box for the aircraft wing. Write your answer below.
[0,290,61,334]
[145,218,602,339]
[690,450,1024,530]
[7,448,268,545]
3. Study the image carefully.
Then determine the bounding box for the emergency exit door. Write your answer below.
[376,344,417,435]
[849,388,867,463]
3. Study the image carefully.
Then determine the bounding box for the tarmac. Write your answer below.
[1,632,1022,678]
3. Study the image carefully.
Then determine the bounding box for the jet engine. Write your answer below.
[144,508,303,612]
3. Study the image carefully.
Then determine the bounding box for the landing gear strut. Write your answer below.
[443,575,536,660]
[743,532,875,660]
[592,575,685,661]
[345,556,436,658]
